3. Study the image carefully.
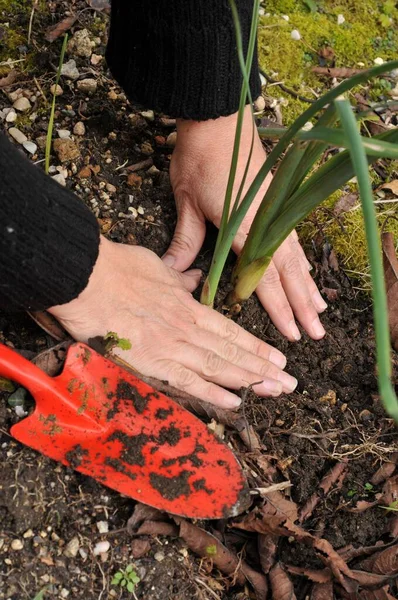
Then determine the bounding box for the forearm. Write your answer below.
[0,133,99,312]
[106,0,261,120]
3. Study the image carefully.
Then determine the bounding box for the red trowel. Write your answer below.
[0,341,250,519]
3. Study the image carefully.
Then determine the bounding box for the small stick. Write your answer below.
[250,481,292,496]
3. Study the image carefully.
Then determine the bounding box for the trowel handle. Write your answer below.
[0,343,54,395]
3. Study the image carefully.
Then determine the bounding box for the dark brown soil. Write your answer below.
[1,3,398,600]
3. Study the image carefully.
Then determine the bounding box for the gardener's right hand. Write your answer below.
[49,236,297,409]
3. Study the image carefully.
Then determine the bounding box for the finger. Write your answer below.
[255,262,302,341]
[190,328,297,393]
[273,250,325,340]
[293,239,328,313]
[155,359,242,409]
[180,269,202,293]
[195,303,287,367]
[162,201,206,272]
[173,344,286,397]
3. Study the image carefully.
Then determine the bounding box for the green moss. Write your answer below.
[258,0,398,124]
[0,0,48,64]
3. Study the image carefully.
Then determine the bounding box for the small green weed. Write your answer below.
[381,499,398,512]
[104,331,132,353]
[111,565,140,594]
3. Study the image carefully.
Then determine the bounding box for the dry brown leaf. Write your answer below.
[381,181,398,196]
[0,69,18,88]
[131,539,151,558]
[371,463,396,486]
[269,563,297,600]
[311,582,334,600]
[267,491,298,523]
[372,546,398,576]
[27,310,70,341]
[174,517,245,585]
[382,233,398,351]
[45,14,77,42]
[300,462,347,522]
[127,503,166,533]
[258,534,278,574]
[286,566,332,584]
[33,341,72,377]
[241,563,269,600]
[389,515,398,538]
[346,499,380,513]
[339,542,390,564]
[334,193,358,216]
[135,521,178,538]
[350,570,393,588]
[312,66,364,78]
[381,474,398,506]
[358,588,391,600]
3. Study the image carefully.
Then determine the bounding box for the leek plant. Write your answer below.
[201,0,398,420]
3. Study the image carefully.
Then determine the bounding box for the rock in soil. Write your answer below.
[53,138,80,162]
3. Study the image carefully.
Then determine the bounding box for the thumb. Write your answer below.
[162,203,206,272]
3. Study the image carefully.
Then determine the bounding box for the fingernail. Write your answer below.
[224,392,242,408]
[313,291,328,312]
[312,317,326,339]
[256,379,283,397]
[307,261,313,272]
[278,372,298,393]
[270,349,287,369]
[185,269,202,278]
[162,254,175,267]
[289,320,301,341]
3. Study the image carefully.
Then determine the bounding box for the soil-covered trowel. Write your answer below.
[0,342,250,519]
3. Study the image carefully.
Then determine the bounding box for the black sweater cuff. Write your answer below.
[0,134,100,312]
[106,0,261,121]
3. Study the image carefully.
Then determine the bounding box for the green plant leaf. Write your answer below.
[32,589,48,600]
[298,127,398,159]
[127,582,135,593]
[302,0,318,12]
[45,34,68,174]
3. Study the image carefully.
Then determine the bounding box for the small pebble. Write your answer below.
[23,141,37,154]
[9,127,28,144]
[77,78,98,94]
[11,539,24,551]
[13,97,31,112]
[291,29,301,41]
[141,141,154,155]
[337,14,345,25]
[68,29,92,58]
[52,173,67,187]
[154,552,165,562]
[108,90,118,101]
[137,206,145,215]
[106,183,117,194]
[147,165,160,176]
[50,84,63,96]
[166,131,177,147]
[5,109,17,123]
[91,53,103,65]
[64,536,80,557]
[141,109,155,121]
[58,129,71,139]
[93,540,110,556]
[23,529,34,539]
[72,121,85,137]
[96,521,109,534]
[60,589,70,599]
[282,14,289,21]
[61,59,80,80]
[374,57,384,66]
[254,95,266,112]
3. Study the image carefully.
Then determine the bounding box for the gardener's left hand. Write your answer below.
[163,106,327,342]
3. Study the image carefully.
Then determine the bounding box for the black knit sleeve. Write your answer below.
[106,0,261,121]
[0,133,100,312]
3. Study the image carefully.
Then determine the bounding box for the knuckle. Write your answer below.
[262,265,281,288]
[202,351,225,378]
[222,319,240,343]
[169,364,197,389]
[280,254,301,278]
[222,341,239,364]
[258,362,272,378]
[171,231,196,254]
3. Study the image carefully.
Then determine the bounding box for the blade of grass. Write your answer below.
[45,34,68,175]
[335,97,398,422]
[298,127,398,159]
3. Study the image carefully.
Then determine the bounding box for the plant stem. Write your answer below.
[45,34,68,175]
[335,97,398,422]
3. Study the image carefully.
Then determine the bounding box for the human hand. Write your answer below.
[163,106,327,341]
[49,236,297,408]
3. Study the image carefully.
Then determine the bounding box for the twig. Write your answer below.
[28,0,39,46]
[260,68,315,104]
[250,481,292,496]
